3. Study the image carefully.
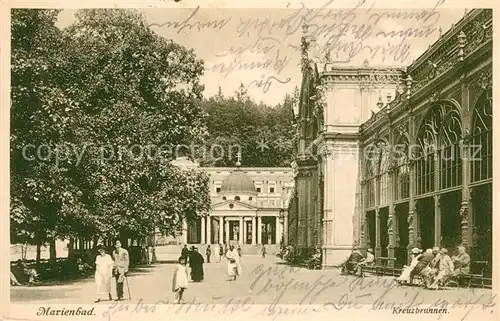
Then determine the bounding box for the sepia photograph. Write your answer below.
[5,1,497,320]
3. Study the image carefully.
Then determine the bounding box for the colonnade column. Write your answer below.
[257,216,262,244]
[219,217,224,245]
[206,216,211,244]
[201,216,206,244]
[375,207,381,258]
[252,216,256,244]
[239,217,244,243]
[434,195,441,247]
[242,219,247,244]
[275,216,280,245]
[284,214,288,246]
[225,219,230,244]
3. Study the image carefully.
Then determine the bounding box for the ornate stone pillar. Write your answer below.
[219,217,224,245]
[407,159,417,262]
[434,195,441,247]
[252,216,256,244]
[206,216,211,244]
[387,204,395,267]
[460,143,472,250]
[375,207,381,258]
[201,216,206,244]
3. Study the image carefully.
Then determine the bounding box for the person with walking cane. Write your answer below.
[113,240,130,301]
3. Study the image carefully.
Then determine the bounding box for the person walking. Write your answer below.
[225,245,241,281]
[172,256,189,304]
[190,248,205,282]
[261,245,266,258]
[219,244,224,262]
[94,245,114,303]
[112,241,130,301]
[206,245,211,263]
[181,244,189,260]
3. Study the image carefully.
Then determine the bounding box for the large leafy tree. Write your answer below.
[199,86,295,167]
[11,9,211,262]
[11,9,88,261]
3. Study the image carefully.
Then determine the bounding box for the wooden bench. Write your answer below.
[361,257,397,277]
[459,261,488,289]
[376,257,398,276]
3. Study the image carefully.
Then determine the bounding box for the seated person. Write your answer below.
[341,247,364,275]
[397,248,422,284]
[356,248,375,276]
[308,248,322,270]
[451,246,470,276]
[420,246,441,287]
[428,248,454,289]
[13,259,39,284]
[10,271,21,286]
[77,258,92,274]
[409,248,433,285]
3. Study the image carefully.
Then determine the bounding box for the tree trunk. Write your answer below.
[68,238,74,258]
[93,236,99,249]
[79,238,84,258]
[49,239,56,262]
[36,243,41,265]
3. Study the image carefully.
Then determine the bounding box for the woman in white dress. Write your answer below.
[94,245,114,302]
[225,245,241,281]
[172,256,189,304]
[396,248,422,284]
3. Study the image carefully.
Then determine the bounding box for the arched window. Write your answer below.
[394,138,410,200]
[234,196,240,201]
[439,109,463,189]
[471,91,492,182]
[416,106,444,195]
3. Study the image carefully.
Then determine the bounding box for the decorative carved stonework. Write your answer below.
[427,61,437,80]
[387,216,393,231]
[407,213,413,225]
[479,71,492,90]
[429,90,442,103]
[460,206,468,225]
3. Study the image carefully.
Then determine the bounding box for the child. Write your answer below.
[172,256,189,304]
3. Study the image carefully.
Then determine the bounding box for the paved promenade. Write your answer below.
[11,247,493,309]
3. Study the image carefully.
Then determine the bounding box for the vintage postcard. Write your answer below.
[2,0,498,320]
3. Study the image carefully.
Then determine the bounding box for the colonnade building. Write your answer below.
[171,157,294,246]
[289,9,492,273]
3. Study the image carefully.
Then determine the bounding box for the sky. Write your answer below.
[56,4,467,105]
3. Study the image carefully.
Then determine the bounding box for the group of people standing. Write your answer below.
[94,240,130,302]
[397,245,470,289]
[171,243,244,304]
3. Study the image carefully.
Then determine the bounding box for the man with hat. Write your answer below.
[112,240,129,300]
[356,248,375,276]
[341,246,364,275]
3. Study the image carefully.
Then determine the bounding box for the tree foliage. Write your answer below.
[11,9,211,253]
[198,86,295,167]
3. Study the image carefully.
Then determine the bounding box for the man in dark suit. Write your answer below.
[409,248,434,285]
[341,247,364,275]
